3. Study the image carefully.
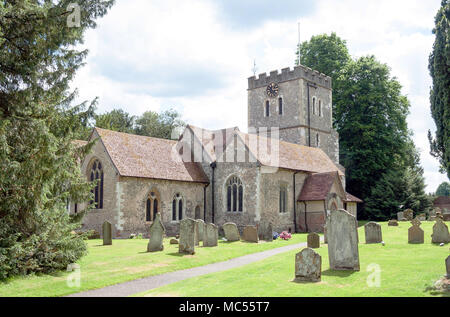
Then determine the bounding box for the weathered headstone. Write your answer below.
[397,212,406,221]
[408,217,424,244]
[294,248,322,282]
[364,222,382,244]
[258,221,273,242]
[170,238,179,245]
[431,217,450,244]
[203,223,218,247]
[223,222,240,241]
[242,225,259,243]
[179,218,196,254]
[446,256,450,278]
[307,233,320,249]
[388,219,398,226]
[323,224,328,244]
[418,213,426,221]
[404,209,414,221]
[196,219,205,243]
[326,209,360,271]
[147,213,165,252]
[102,221,112,245]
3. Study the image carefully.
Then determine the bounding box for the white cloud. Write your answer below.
[71,0,448,192]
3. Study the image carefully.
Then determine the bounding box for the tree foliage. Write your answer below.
[95,109,135,133]
[0,0,114,279]
[134,109,185,139]
[436,181,450,196]
[428,0,450,179]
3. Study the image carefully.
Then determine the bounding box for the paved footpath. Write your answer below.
[67,241,310,297]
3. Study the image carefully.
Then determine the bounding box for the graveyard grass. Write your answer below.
[138,221,450,297]
[0,234,306,297]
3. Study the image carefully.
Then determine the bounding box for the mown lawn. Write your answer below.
[138,221,450,297]
[0,233,307,297]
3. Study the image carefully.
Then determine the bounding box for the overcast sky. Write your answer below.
[72,0,448,192]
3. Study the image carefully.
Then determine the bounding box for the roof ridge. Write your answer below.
[94,127,177,143]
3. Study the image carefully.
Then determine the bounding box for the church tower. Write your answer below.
[247,65,339,164]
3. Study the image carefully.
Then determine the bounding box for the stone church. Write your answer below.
[70,64,362,237]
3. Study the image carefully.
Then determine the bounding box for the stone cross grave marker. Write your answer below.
[408,217,424,244]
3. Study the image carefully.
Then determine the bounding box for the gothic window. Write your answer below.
[279,186,287,213]
[265,100,270,117]
[278,97,283,115]
[312,97,316,115]
[172,193,183,221]
[226,176,243,212]
[146,189,159,222]
[318,99,322,117]
[90,159,103,209]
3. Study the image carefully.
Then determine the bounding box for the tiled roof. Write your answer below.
[72,140,88,148]
[94,127,209,184]
[345,192,363,203]
[297,172,339,201]
[236,131,344,175]
[434,196,450,208]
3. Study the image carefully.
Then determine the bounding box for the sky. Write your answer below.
[71,0,448,193]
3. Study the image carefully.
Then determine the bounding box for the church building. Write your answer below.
[70,64,362,237]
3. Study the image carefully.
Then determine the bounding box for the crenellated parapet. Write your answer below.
[248,64,332,90]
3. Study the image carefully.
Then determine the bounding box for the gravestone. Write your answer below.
[364,222,382,244]
[446,256,450,278]
[388,219,398,226]
[170,238,179,245]
[323,224,328,244]
[403,209,414,221]
[203,223,218,247]
[179,218,196,254]
[418,213,426,221]
[326,209,360,271]
[408,217,424,244]
[294,248,322,282]
[307,233,320,249]
[223,222,240,241]
[258,221,273,242]
[431,218,450,244]
[196,219,205,243]
[397,212,406,221]
[242,225,259,243]
[102,221,112,245]
[147,213,165,252]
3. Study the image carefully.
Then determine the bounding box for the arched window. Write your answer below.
[278,97,283,115]
[146,190,159,222]
[316,133,320,147]
[195,205,201,219]
[312,97,316,115]
[279,186,287,213]
[172,193,183,221]
[226,176,243,212]
[90,159,104,209]
[318,99,322,117]
[265,100,270,117]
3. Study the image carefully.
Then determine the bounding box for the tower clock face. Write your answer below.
[266,82,279,98]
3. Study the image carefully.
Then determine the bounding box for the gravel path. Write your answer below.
[67,241,310,297]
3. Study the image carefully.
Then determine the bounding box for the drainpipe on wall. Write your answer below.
[306,82,317,147]
[293,171,301,233]
[210,162,217,224]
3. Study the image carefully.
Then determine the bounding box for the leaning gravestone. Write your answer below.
[294,248,322,282]
[364,222,382,244]
[203,223,218,247]
[397,212,406,221]
[223,222,240,241]
[147,213,165,252]
[446,256,450,278]
[242,225,259,243]
[307,233,320,249]
[408,217,424,244]
[388,219,399,227]
[403,209,414,221]
[258,221,273,242]
[431,217,450,244]
[326,209,360,271]
[196,219,205,243]
[179,218,196,254]
[102,221,112,245]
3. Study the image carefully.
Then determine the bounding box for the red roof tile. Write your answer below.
[94,127,209,184]
[345,192,363,203]
[297,172,339,201]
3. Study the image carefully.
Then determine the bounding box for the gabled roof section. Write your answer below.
[298,172,341,201]
[72,140,88,148]
[236,131,344,175]
[345,192,363,203]
[93,127,209,184]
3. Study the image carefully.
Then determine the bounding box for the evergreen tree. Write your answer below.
[428,0,450,179]
[436,182,450,196]
[0,0,114,279]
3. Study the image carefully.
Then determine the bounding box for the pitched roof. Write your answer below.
[297,172,339,201]
[345,192,363,203]
[434,196,450,207]
[93,127,209,184]
[236,131,344,175]
[72,140,88,148]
